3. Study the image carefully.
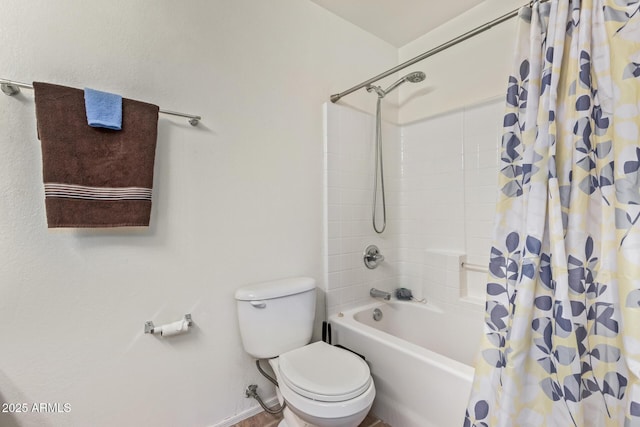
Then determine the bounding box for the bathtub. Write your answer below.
[329,300,484,427]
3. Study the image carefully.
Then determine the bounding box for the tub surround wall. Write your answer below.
[325,98,503,314]
[420,251,466,307]
[462,100,503,300]
[324,103,402,315]
[398,111,466,302]
[399,98,503,305]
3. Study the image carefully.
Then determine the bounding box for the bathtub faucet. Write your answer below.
[370,288,391,301]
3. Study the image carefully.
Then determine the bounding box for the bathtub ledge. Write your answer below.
[459,296,484,312]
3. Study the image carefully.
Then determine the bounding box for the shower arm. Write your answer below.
[381,78,406,96]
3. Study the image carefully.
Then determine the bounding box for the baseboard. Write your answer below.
[209,396,279,427]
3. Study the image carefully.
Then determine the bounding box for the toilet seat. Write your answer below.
[271,348,376,422]
[278,341,372,402]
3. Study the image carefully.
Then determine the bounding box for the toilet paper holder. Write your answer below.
[145,314,193,335]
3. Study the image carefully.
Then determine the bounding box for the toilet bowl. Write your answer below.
[270,341,375,427]
[235,277,376,427]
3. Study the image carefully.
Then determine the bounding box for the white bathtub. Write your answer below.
[329,300,483,427]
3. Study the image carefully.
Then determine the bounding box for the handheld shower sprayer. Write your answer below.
[368,71,426,234]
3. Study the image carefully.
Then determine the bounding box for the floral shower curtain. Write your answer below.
[465,0,640,426]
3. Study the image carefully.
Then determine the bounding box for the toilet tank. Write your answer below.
[235,277,316,359]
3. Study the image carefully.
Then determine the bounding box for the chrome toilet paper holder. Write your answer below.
[145,314,193,334]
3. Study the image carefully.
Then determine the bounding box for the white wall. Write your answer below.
[398,0,523,123]
[0,1,397,426]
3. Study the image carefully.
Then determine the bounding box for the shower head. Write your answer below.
[404,71,426,83]
[367,71,426,98]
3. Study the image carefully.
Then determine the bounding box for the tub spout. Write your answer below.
[370,288,391,301]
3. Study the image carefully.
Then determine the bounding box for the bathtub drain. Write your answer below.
[373,308,383,321]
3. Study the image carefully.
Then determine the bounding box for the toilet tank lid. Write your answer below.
[235,277,316,301]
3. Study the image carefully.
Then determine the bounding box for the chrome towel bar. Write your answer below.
[0,78,202,126]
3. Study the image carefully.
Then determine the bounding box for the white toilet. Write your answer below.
[235,277,375,427]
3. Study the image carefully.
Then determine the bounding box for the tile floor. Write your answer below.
[231,411,391,427]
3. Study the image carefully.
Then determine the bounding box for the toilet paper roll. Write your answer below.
[159,319,189,337]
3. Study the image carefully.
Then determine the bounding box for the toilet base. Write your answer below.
[280,406,312,427]
[282,404,369,427]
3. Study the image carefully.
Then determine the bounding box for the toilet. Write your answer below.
[235,277,375,427]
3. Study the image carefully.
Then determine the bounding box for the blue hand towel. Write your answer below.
[84,87,123,130]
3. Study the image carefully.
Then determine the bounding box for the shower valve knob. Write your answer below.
[364,245,384,269]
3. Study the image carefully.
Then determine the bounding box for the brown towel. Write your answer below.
[33,82,159,228]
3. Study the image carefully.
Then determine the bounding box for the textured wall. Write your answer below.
[0,1,397,426]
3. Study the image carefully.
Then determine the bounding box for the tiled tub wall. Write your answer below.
[400,99,503,306]
[324,98,503,314]
[324,103,402,315]
[462,100,504,300]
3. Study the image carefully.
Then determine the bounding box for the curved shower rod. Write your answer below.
[0,78,202,126]
[330,0,550,103]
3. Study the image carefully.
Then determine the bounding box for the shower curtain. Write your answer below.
[465,1,640,426]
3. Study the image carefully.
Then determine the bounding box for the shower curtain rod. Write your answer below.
[0,78,202,126]
[330,0,548,103]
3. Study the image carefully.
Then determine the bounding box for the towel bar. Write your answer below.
[0,78,201,126]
